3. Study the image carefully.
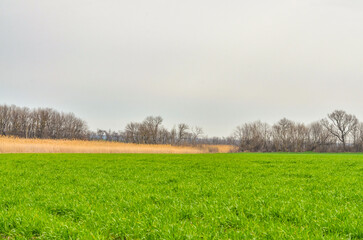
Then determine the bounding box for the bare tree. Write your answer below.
[0,105,10,136]
[177,123,189,145]
[272,118,294,152]
[322,110,358,151]
[191,126,204,145]
[170,127,177,145]
[5,103,363,152]
[234,121,271,152]
[352,122,363,152]
[158,127,171,144]
[307,121,333,152]
[124,122,140,143]
[142,116,163,144]
[0,104,88,140]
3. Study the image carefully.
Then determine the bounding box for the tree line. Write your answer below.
[0,104,88,139]
[2,104,363,152]
[233,110,363,152]
[89,117,231,145]
[0,104,231,146]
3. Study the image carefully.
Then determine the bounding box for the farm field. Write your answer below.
[0,153,362,239]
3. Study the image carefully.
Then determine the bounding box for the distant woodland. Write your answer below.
[0,104,231,146]
[1,104,363,152]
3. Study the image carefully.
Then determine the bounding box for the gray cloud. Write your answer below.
[1,0,363,136]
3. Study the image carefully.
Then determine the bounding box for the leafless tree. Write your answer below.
[307,121,333,152]
[352,122,363,152]
[5,103,363,152]
[0,104,88,140]
[158,126,171,144]
[322,110,358,151]
[191,126,204,145]
[272,118,295,152]
[177,123,189,145]
[124,122,140,143]
[169,127,177,145]
[0,105,10,136]
[234,121,271,152]
[142,116,163,144]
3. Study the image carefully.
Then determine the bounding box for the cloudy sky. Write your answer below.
[1,0,362,136]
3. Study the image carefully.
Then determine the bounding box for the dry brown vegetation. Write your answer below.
[0,137,235,154]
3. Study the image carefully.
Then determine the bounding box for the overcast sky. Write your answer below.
[1,0,362,136]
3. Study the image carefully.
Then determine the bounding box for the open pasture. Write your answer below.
[0,153,362,239]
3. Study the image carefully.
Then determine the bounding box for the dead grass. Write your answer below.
[0,136,235,154]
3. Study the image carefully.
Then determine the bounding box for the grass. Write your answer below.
[0,137,234,154]
[0,153,362,239]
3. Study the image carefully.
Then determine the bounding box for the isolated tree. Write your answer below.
[322,110,358,151]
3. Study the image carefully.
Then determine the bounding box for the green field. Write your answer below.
[0,153,362,239]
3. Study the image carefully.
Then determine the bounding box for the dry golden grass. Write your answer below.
[0,136,235,154]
